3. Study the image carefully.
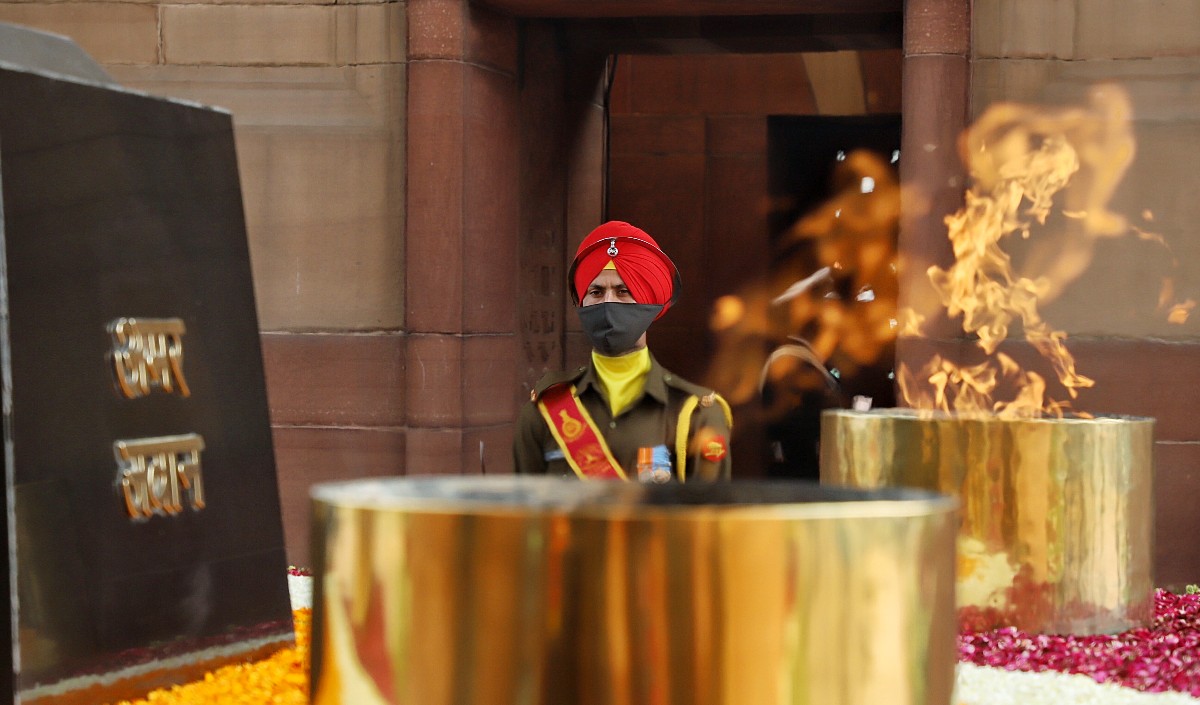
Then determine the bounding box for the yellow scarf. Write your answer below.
[592,347,651,417]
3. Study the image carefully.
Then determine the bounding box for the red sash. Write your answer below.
[537,384,627,480]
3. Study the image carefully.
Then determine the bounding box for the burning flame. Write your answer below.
[1167,300,1195,325]
[898,84,1148,417]
[702,150,901,414]
[703,83,1190,424]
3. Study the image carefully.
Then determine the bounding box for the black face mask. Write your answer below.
[577,302,663,356]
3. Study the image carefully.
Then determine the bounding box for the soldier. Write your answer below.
[513,221,732,481]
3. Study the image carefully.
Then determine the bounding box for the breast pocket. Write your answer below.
[544,447,571,477]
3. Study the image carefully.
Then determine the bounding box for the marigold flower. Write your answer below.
[106,609,311,705]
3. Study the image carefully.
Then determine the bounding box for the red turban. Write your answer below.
[569,221,680,319]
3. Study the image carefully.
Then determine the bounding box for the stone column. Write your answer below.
[897,0,971,337]
[405,0,520,476]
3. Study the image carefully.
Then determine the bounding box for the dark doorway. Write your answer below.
[769,115,902,235]
[763,114,901,479]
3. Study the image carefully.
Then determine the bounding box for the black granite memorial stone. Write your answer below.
[0,29,291,704]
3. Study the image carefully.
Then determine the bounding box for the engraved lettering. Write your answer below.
[108,318,190,399]
[114,434,205,520]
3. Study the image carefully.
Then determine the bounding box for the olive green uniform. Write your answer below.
[513,355,732,480]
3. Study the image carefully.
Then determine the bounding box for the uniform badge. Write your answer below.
[559,411,584,442]
[702,435,727,462]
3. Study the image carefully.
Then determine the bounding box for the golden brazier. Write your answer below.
[310,476,957,705]
[821,409,1155,634]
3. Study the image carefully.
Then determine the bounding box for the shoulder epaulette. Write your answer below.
[530,366,588,401]
[661,371,711,397]
[673,388,733,483]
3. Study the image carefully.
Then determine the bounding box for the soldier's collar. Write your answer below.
[577,353,669,404]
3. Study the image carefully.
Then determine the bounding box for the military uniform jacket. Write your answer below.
[513,354,732,481]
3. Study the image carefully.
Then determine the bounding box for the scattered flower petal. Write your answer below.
[960,589,1200,697]
[954,662,1200,704]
